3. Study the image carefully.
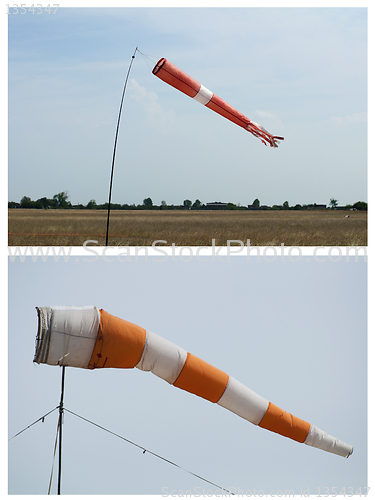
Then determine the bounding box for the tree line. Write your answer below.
[8,192,368,211]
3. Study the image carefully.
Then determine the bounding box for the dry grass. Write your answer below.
[8,209,367,247]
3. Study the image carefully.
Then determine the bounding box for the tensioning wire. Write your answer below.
[64,407,234,495]
[48,416,61,495]
[136,49,158,70]
[8,406,59,441]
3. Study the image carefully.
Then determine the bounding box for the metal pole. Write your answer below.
[106,46,138,246]
[57,366,66,495]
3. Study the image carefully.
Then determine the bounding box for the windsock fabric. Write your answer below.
[152,58,284,148]
[34,306,352,458]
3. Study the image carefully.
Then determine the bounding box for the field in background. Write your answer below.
[8,209,367,247]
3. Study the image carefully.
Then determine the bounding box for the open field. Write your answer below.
[8,209,367,247]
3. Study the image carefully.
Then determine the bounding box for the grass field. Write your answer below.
[8,209,367,247]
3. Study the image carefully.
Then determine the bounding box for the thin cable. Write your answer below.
[106,46,138,246]
[8,406,59,441]
[136,49,157,69]
[65,408,233,495]
[136,48,157,61]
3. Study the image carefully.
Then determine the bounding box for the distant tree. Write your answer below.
[252,198,260,208]
[226,202,237,210]
[143,197,153,208]
[183,199,192,209]
[20,196,33,208]
[192,199,202,209]
[53,191,69,208]
[160,200,167,208]
[329,198,338,209]
[353,201,367,211]
[37,196,52,208]
[36,197,55,209]
[293,204,302,210]
[283,201,289,210]
[20,196,44,208]
[87,199,97,209]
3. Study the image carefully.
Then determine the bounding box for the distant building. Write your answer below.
[248,204,260,210]
[206,202,228,210]
[306,204,327,210]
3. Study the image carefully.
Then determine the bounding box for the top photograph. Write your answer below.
[8,7,367,247]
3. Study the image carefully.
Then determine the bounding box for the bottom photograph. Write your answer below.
[8,255,367,495]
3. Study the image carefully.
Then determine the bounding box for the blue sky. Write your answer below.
[7,6,367,207]
[8,255,367,495]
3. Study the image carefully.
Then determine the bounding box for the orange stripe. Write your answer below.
[258,402,311,443]
[173,352,229,403]
[88,310,146,369]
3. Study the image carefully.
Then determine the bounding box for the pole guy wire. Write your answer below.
[65,408,234,495]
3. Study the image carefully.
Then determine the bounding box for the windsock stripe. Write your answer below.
[193,84,213,106]
[34,306,100,367]
[135,330,187,385]
[88,310,146,369]
[173,352,230,403]
[217,376,269,425]
[304,425,353,458]
[258,402,311,443]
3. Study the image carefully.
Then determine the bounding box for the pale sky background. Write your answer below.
[7,5,367,208]
[8,255,367,495]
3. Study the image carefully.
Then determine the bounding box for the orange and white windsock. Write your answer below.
[34,306,352,458]
[152,58,284,148]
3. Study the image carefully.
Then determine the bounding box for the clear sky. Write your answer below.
[8,254,367,495]
[7,5,367,208]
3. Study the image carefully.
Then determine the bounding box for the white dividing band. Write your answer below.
[136,330,187,384]
[35,306,100,368]
[193,84,213,106]
[304,424,353,458]
[217,376,269,425]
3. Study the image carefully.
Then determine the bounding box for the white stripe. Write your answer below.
[217,376,269,425]
[36,306,100,368]
[136,330,187,384]
[304,424,353,458]
[193,84,213,106]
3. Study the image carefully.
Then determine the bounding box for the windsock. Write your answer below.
[152,58,284,148]
[34,306,352,458]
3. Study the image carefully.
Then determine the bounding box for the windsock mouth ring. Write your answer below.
[152,58,166,75]
[34,306,52,364]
